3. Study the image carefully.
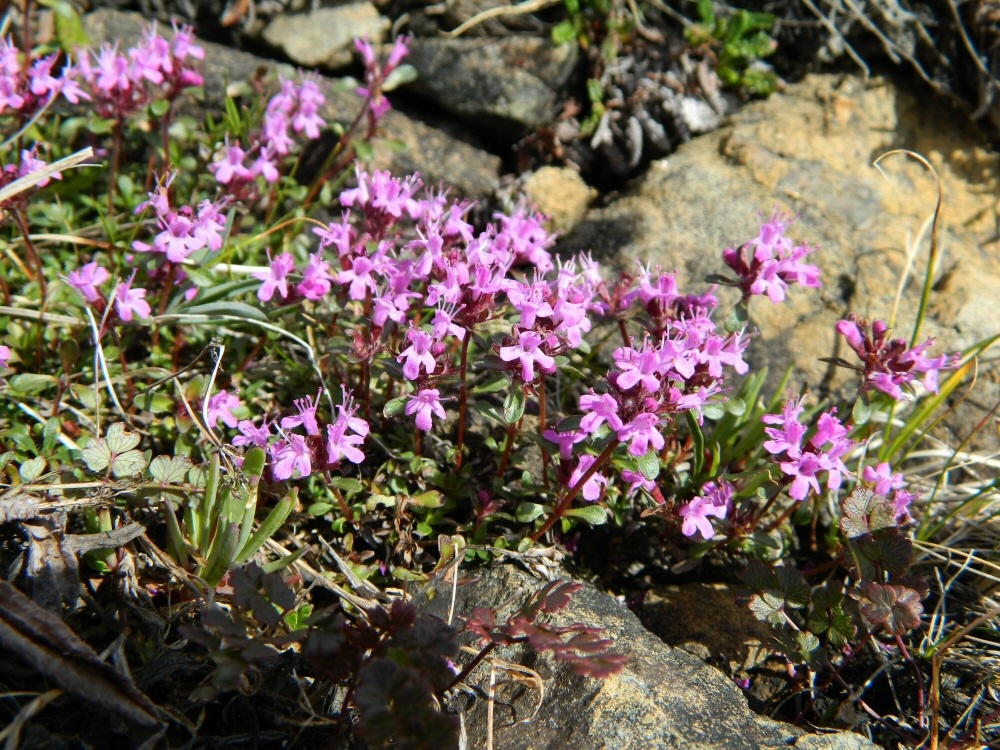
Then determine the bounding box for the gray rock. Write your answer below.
[262,4,388,70]
[405,37,578,132]
[81,9,501,199]
[417,564,876,749]
[567,74,1000,406]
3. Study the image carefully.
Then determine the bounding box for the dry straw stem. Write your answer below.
[916,539,1000,748]
[443,0,563,37]
[0,148,95,206]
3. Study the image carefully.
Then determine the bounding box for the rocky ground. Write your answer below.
[8,0,1000,747]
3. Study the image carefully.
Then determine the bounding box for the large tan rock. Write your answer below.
[567,74,1000,401]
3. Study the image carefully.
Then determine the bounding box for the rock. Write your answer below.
[404,37,578,133]
[634,583,788,712]
[567,73,1000,403]
[417,564,877,749]
[261,4,388,70]
[81,9,501,199]
[522,166,596,236]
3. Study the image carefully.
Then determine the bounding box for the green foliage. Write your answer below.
[686,0,778,96]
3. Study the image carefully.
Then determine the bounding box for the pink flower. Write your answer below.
[66,262,110,303]
[254,251,295,302]
[326,414,366,466]
[836,313,958,400]
[568,454,609,502]
[209,141,254,185]
[280,390,322,436]
[613,340,663,392]
[405,388,447,431]
[271,433,312,480]
[764,399,857,501]
[205,389,241,429]
[579,391,623,434]
[722,211,821,303]
[296,253,334,301]
[862,462,904,496]
[397,327,437,381]
[621,469,656,498]
[542,427,587,460]
[115,272,151,322]
[679,497,724,540]
[617,412,665,457]
[0,345,10,369]
[498,329,555,383]
[233,416,272,448]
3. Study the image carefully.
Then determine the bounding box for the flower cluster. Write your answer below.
[763,397,856,501]
[678,480,734,540]
[234,388,369,481]
[64,264,152,323]
[540,270,750,502]
[0,36,88,117]
[77,22,204,120]
[861,461,917,520]
[209,74,327,189]
[836,313,959,400]
[355,36,411,125]
[0,147,63,215]
[722,210,821,303]
[132,174,228,264]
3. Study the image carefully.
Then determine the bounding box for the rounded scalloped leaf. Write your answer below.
[81,423,147,477]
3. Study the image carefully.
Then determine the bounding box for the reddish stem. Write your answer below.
[455,333,472,469]
[539,373,550,489]
[531,440,617,541]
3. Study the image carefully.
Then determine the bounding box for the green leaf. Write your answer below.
[564,505,608,525]
[851,397,871,426]
[748,591,786,626]
[725,397,747,417]
[687,410,705,476]
[40,0,90,51]
[382,64,418,91]
[724,301,749,334]
[149,98,171,118]
[515,502,545,523]
[503,386,526,424]
[383,396,407,418]
[172,278,260,308]
[774,564,811,607]
[471,400,506,426]
[701,401,725,421]
[636,449,660,482]
[840,486,897,538]
[235,493,294,565]
[8,374,57,395]
[808,584,855,648]
[470,376,509,395]
[81,437,111,473]
[331,476,365,494]
[87,116,114,135]
[98,423,148,478]
[148,455,194,484]
[551,20,578,45]
[172,301,269,323]
[19,456,46,483]
[410,490,444,508]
